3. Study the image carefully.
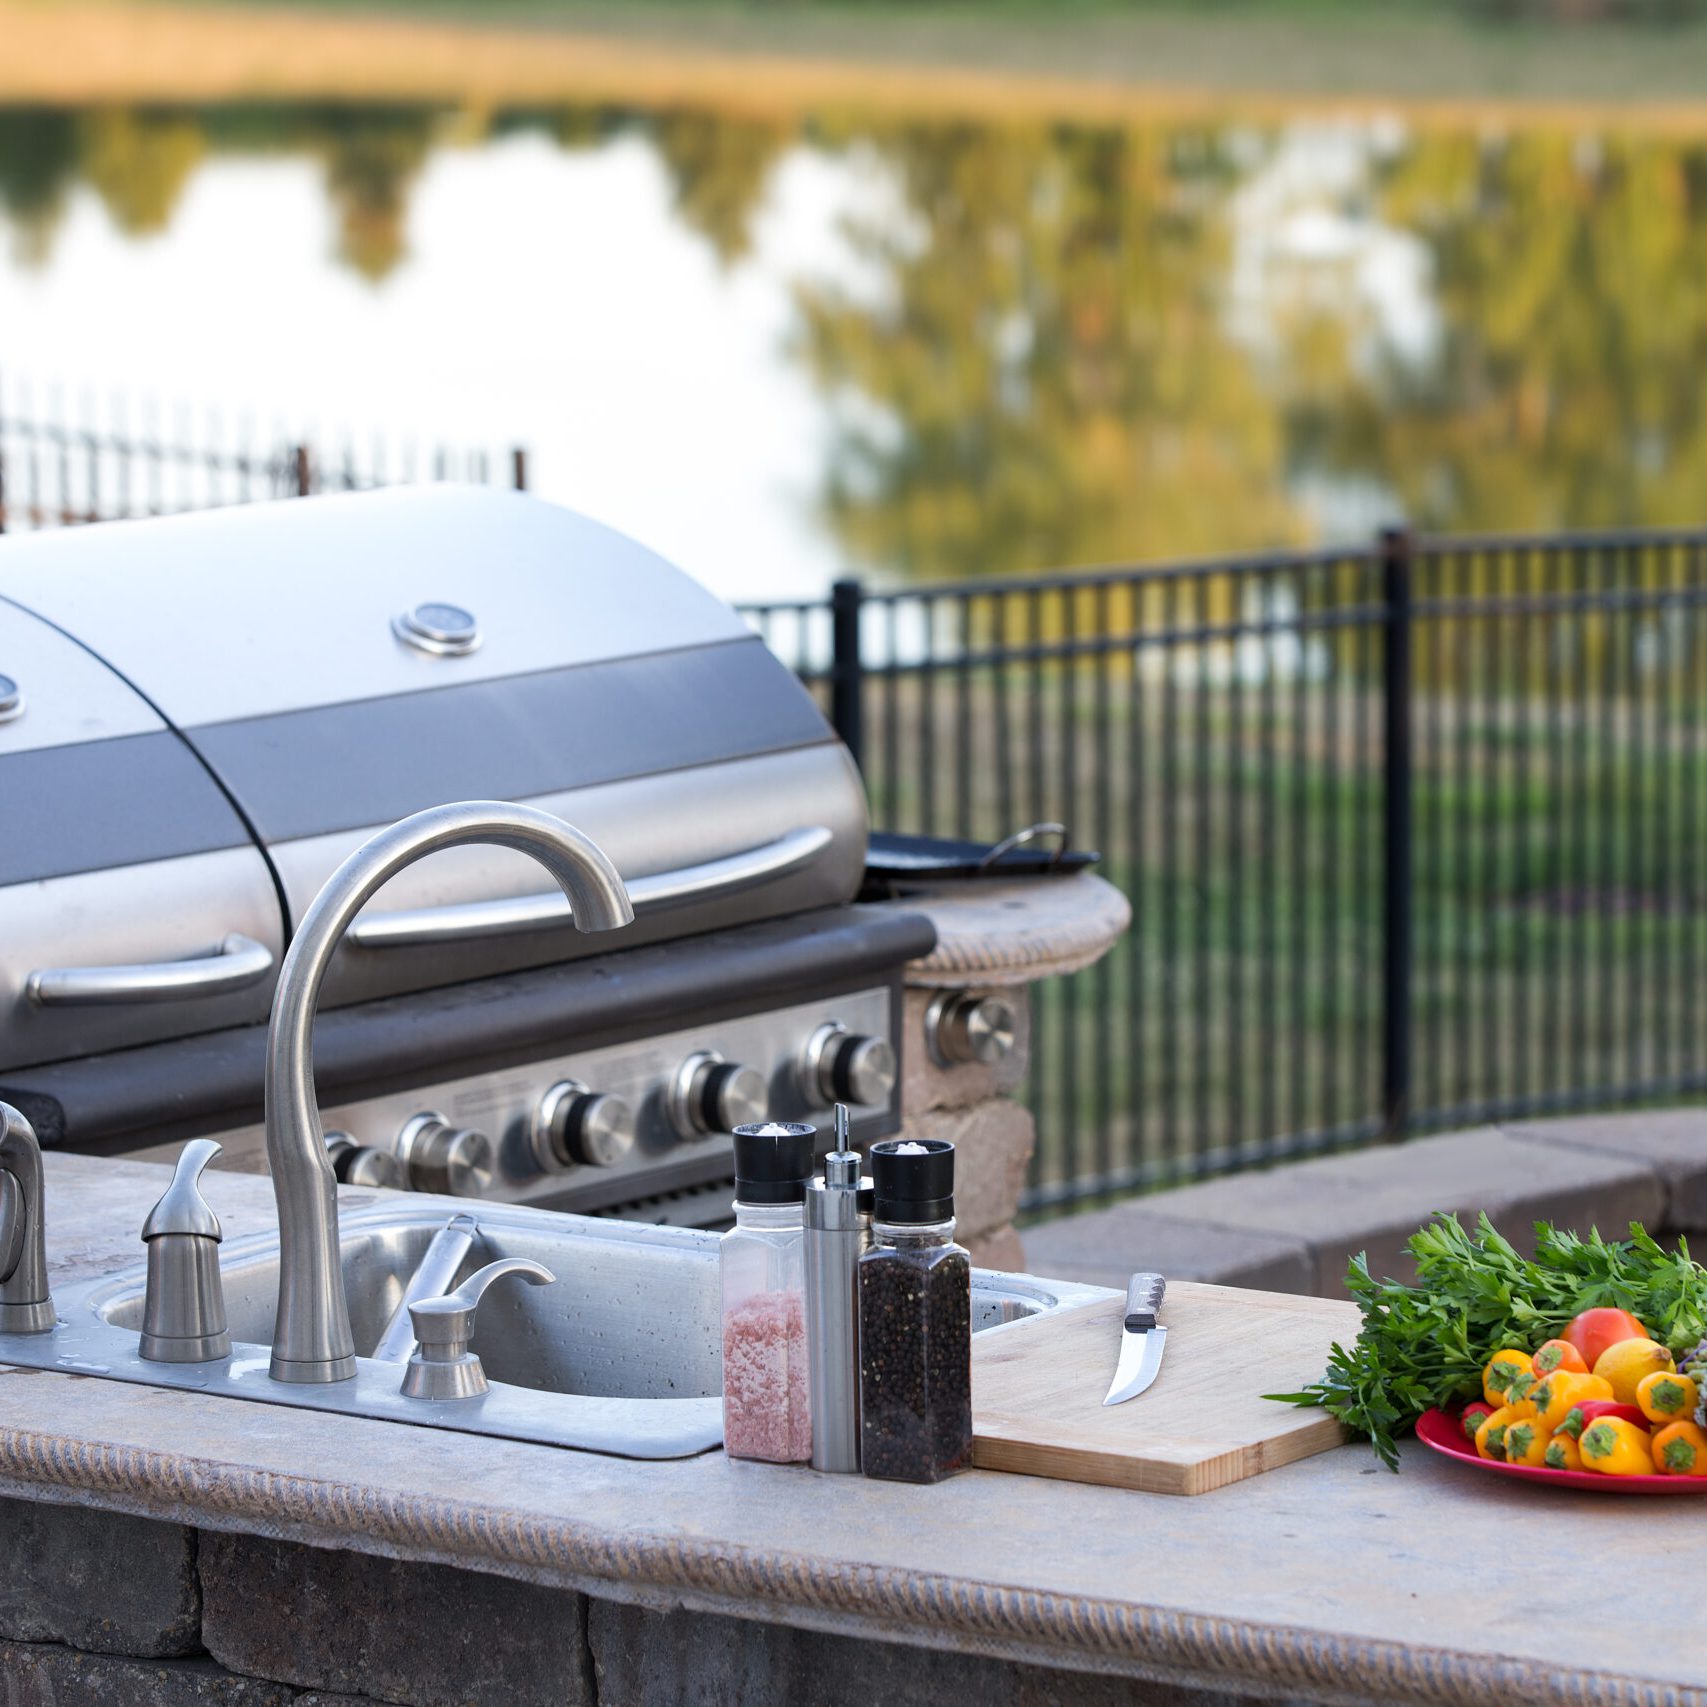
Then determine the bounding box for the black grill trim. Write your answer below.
[3,904,936,1151]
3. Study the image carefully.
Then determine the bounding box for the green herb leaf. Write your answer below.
[1269,1213,1707,1468]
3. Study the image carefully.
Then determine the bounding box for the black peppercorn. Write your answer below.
[857,1139,973,1484]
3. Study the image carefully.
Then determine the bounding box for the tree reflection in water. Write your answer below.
[1,101,1705,577]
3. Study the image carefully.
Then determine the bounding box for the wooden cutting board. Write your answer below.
[972,1280,1356,1495]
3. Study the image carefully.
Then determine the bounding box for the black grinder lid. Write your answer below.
[732,1122,816,1205]
[869,1137,955,1223]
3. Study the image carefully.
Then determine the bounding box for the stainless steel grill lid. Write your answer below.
[0,488,867,1067]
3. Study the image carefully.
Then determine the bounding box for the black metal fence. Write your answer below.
[0,375,527,532]
[744,528,1707,1215]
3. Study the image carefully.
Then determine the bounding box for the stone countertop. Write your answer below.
[880,872,1131,987]
[4,1154,1704,1707]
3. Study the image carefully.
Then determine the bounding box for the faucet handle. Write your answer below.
[140,1140,230,1363]
[402,1258,554,1401]
[141,1138,223,1242]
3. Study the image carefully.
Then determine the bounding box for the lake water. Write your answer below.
[1,102,1702,603]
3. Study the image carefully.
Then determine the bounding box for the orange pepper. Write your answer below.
[1532,1338,1589,1377]
[1530,1370,1611,1435]
[1579,1416,1653,1476]
[1651,1421,1707,1476]
[1483,1349,1536,1407]
[1502,1415,1550,1467]
[1544,1433,1583,1471]
[1636,1370,1699,1426]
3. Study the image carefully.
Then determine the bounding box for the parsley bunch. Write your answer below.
[1269,1213,1707,1469]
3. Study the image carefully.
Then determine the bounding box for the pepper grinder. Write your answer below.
[804,1105,867,1473]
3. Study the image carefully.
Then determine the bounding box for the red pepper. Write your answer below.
[1459,1400,1498,1443]
[1558,1399,1647,1440]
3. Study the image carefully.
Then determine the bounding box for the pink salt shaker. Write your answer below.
[721,1121,815,1463]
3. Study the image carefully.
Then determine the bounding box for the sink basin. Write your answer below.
[0,1197,1105,1459]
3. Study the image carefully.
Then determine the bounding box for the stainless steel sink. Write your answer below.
[0,1197,1105,1459]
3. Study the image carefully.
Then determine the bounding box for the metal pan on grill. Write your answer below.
[861,823,1098,896]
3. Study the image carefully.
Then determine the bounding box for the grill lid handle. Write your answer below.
[346,824,833,951]
[26,933,275,1008]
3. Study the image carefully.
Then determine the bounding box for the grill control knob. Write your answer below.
[531,1080,636,1171]
[324,1131,404,1190]
[801,1022,898,1108]
[395,1113,494,1197]
[668,1052,769,1139]
[925,991,1018,1067]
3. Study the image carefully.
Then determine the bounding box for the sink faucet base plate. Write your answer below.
[0,1284,725,1460]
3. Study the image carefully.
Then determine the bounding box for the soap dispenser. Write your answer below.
[139,1139,231,1363]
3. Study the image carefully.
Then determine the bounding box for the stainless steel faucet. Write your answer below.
[139,1139,231,1363]
[0,1102,54,1333]
[400,1256,555,1401]
[265,801,635,1384]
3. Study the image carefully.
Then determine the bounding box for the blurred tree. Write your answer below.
[313,108,437,282]
[0,108,78,266]
[651,109,792,267]
[1302,129,1707,538]
[492,103,631,152]
[78,109,205,237]
[794,118,1304,584]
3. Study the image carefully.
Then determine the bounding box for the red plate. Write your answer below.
[1416,1407,1707,1493]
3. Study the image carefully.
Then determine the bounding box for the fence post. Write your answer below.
[829,577,865,769]
[511,447,528,492]
[293,445,312,498]
[1380,526,1415,1140]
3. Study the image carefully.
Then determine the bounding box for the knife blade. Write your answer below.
[1101,1271,1167,1406]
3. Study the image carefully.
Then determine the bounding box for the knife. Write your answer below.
[1101,1272,1167,1406]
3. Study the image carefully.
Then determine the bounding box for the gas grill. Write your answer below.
[0,487,932,1226]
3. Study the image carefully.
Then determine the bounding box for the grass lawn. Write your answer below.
[830,656,1707,1213]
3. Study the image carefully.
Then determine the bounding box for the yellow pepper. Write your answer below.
[1501,1415,1550,1467]
[1543,1433,1583,1471]
[1475,1403,1533,1462]
[1483,1349,1536,1407]
[1529,1370,1611,1435]
[1636,1370,1699,1426]
[1579,1416,1653,1476]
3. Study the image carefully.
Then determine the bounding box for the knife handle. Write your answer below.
[1124,1272,1165,1331]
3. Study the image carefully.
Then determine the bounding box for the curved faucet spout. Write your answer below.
[266,801,634,1383]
